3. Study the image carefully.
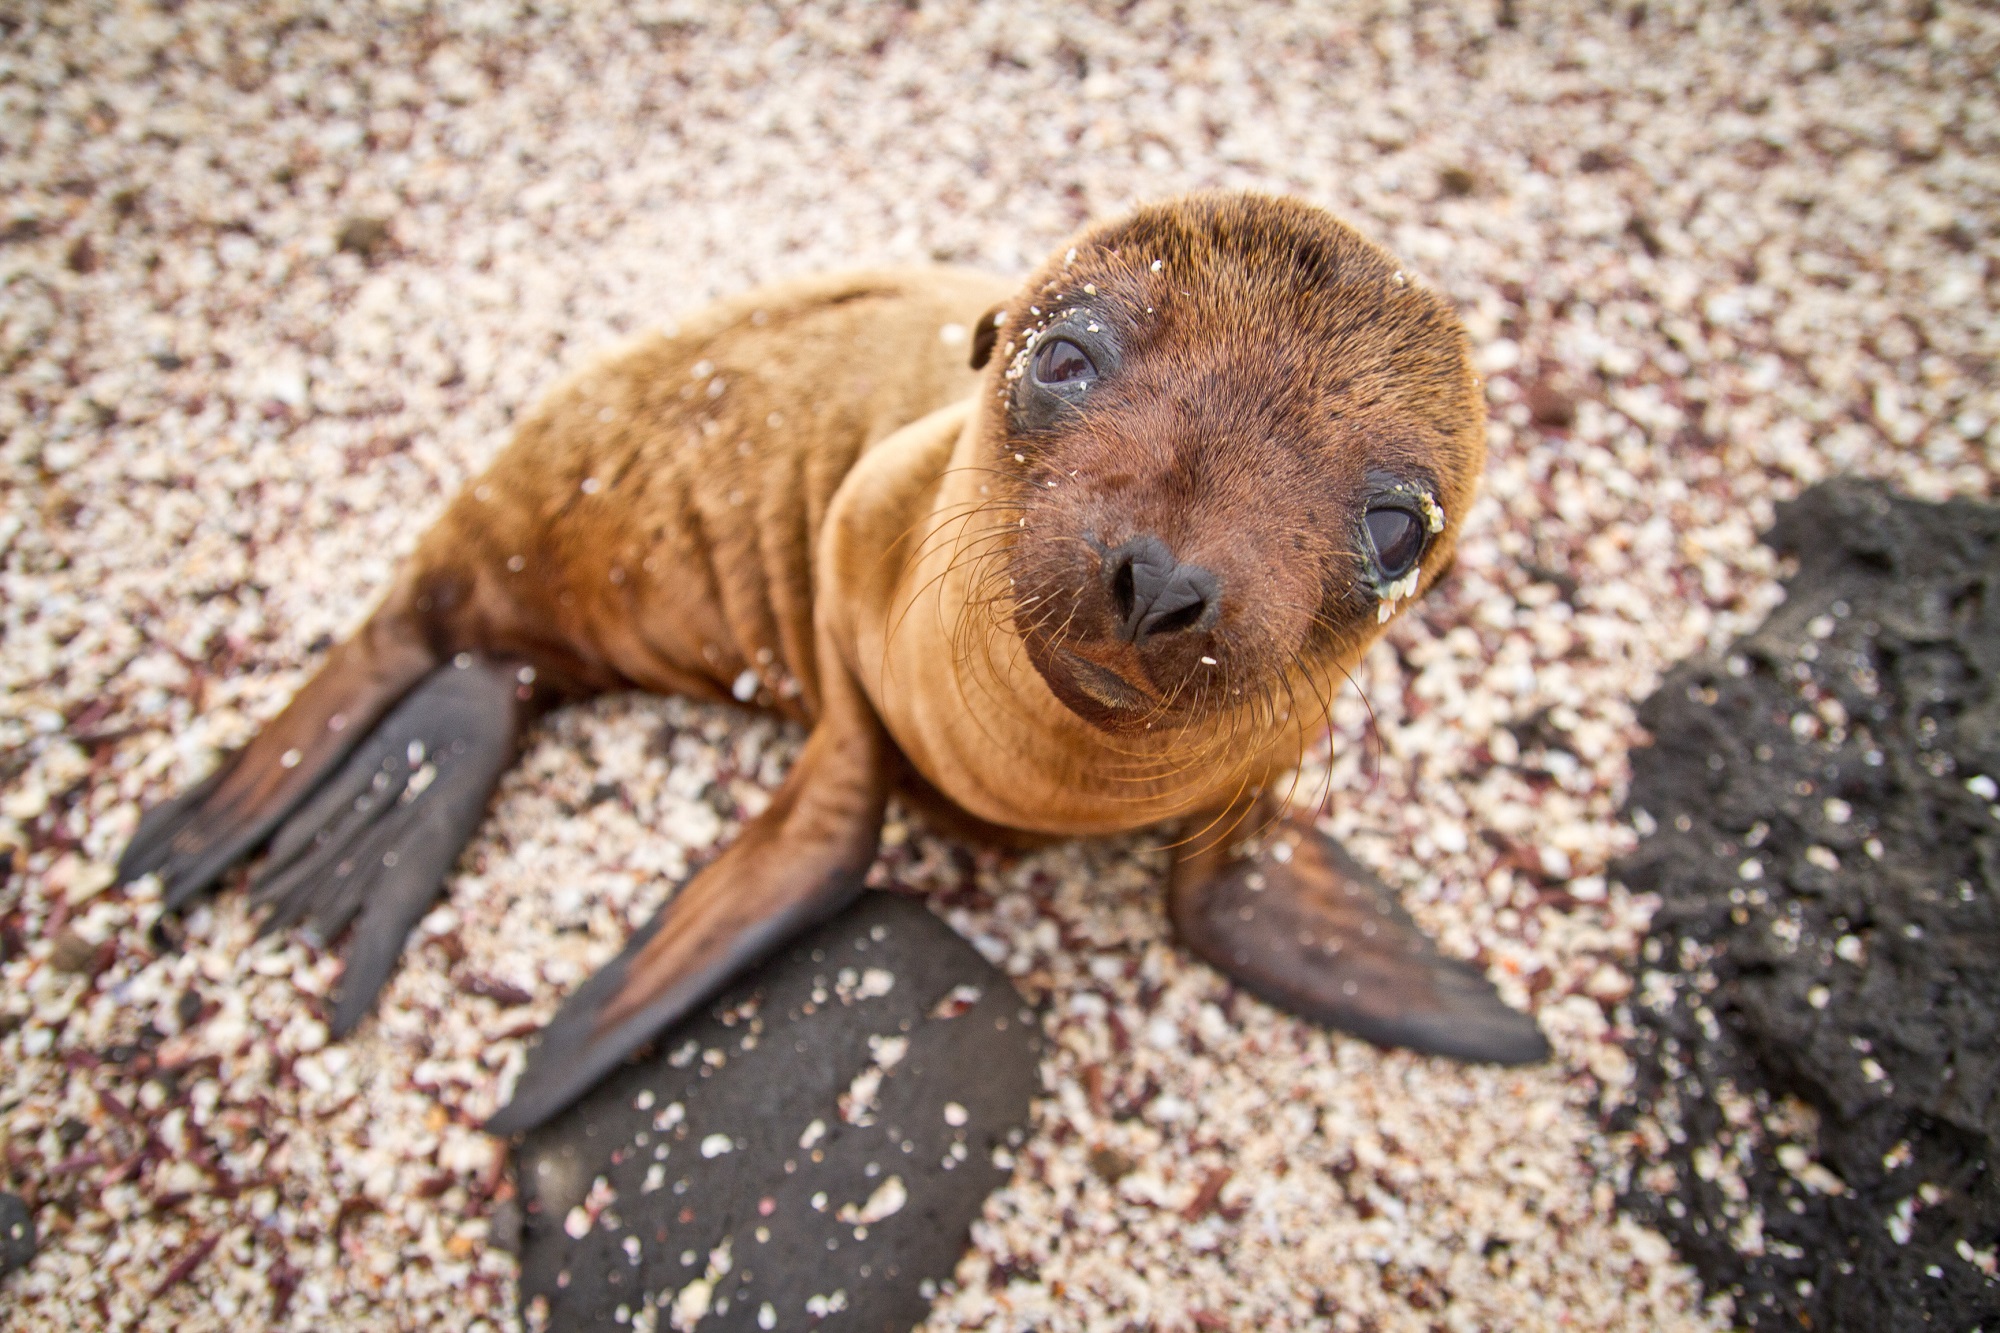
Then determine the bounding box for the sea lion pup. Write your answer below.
[116,192,1547,1134]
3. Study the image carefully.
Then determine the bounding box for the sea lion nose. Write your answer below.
[1102,534,1220,644]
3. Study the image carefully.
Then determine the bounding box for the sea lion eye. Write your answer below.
[1032,337,1096,385]
[1365,506,1424,578]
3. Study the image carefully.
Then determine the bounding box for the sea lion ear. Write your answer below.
[968,304,1007,371]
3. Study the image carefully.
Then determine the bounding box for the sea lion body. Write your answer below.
[116,194,1545,1133]
[391,267,1011,723]
[398,266,1304,836]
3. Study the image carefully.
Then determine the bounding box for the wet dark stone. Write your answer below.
[1625,213,1665,258]
[514,893,1041,1332]
[0,1193,34,1280]
[335,215,391,258]
[1438,165,1479,197]
[46,930,98,975]
[1088,1146,1135,1184]
[1615,479,2000,1331]
[1525,376,1577,429]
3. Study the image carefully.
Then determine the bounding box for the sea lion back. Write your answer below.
[407,266,1013,717]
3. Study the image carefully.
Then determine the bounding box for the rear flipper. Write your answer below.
[117,616,438,908]
[486,662,889,1135]
[249,655,525,1033]
[1170,810,1549,1065]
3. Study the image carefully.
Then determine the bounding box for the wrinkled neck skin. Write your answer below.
[826,395,1345,840]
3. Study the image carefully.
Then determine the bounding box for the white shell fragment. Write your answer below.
[928,984,982,1019]
[865,1033,908,1070]
[835,1175,909,1226]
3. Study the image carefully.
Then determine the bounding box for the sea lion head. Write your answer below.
[964,191,1485,736]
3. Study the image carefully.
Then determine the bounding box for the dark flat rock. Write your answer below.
[0,1192,33,1280]
[513,892,1041,1332]
[1615,480,2000,1332]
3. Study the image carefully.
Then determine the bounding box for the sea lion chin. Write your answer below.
[111,190,1544,1136]
[1050,644,1153,716]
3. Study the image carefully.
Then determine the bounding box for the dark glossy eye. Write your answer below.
[1365,507,1424,578]
[1032,337,1096,385]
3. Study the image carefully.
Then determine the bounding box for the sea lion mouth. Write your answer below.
[1055,648,1152,713]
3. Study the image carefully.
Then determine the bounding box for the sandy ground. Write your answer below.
[0,2,1994,1329]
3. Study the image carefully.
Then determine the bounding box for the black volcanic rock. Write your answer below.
[1615,479,2000,1331]
[513,892,1041,1332]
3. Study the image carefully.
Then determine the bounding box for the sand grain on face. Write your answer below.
[1,3,1994,1330]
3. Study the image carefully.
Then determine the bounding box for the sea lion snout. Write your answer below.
[1050,534,1223,715]
[1040,533,1222,718]
[1011,516,1246,729]
[1097,534,1220,644]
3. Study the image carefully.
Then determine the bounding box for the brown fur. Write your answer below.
[387,266,1012,716]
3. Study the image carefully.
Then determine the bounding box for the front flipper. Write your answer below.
[249,655,525,1034]
[1170,812,1549,1065]
[486,664,890,1135]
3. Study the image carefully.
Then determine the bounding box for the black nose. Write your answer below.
[1102,535,1220,644]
